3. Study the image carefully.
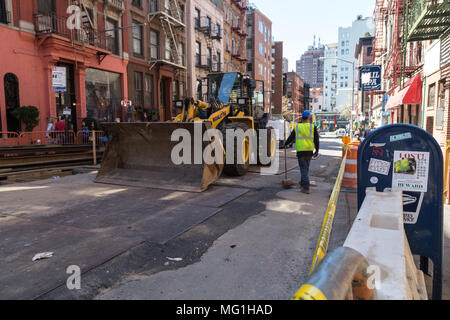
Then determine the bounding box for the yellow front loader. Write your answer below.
[96,72,276,192]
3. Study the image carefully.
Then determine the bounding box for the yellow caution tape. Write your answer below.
[309,147,349,275]
[292,285,327,300]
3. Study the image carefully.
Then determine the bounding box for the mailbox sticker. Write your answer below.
[392,151,430,193]
[390,132,412,142]
[368,158,391,176]
[384,188,424,224]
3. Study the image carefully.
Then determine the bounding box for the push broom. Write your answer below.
[282,120,295,189]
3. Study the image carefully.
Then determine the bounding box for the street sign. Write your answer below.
[63,107,71,116]
[357,124,444,300]
[359,65,381,91]
[121,99,132,107]
[52,67,67,92]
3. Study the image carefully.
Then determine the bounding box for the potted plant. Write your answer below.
[11,106,39,132]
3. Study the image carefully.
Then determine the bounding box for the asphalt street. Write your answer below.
[0,136,351,300]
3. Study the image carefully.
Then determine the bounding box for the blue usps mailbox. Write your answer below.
[357,124,443,300]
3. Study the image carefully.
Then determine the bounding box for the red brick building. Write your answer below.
[246,5,272,109]
[0,0,128,133]
[126,0,187,122]
[222,0,247,73]
[272,41,283,114]
[284,72,304,121]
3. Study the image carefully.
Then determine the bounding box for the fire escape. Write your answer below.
[373,0,387,62]
[382,0,406,90]
[147,0,186,70]
[34,0,115,64]
[402,0,450,79]
[231,0,248,64]
[382,0,450,91]
[195,16,223,72]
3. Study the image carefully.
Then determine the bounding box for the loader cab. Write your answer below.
[206,72,265,119]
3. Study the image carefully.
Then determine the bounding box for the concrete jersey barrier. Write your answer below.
[344,189,428,300]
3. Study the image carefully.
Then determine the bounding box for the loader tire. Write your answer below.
[258,126,277,166]
[221,123,250,177]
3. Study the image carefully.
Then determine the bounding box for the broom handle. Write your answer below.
[284,120,288,180]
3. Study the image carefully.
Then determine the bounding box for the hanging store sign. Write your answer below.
[359,65,381,91]
[52,67,67,92]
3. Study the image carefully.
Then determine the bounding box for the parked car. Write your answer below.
[335,128,347,138]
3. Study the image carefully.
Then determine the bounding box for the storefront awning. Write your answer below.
[385,74,423,110]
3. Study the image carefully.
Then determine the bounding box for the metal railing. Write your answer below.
[33,13,112,52]
[76,130,107,147]
[0,132,20,146]
[20,131,77,145]
[0,131,106,147]
[404,0,450,42]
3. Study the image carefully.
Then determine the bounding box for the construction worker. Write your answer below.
[282,110,320,194]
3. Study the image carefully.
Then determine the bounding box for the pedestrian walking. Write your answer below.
[282,110,320,194]
[55,116,66,144]
[46,117,55,144]
[81,121,90,143]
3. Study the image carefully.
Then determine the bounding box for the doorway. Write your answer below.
[55,63,77,131]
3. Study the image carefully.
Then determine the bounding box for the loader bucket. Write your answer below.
[95,122,223,192]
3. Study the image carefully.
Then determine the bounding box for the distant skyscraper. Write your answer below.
[323,43,338,111]
[296,39,325,88]
[335,15,374,110]
[282,58,289,73]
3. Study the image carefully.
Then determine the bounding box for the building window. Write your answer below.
[150,29,159,60]
[132,22,143,56]
[172,80,179,101]
[216,51,221,71]
[105,18,119,55]
[85,69,121,122]
[215,23,221,37]
[149,0,158,12]
[179,42,185,66]
[207,47,212,69]
[165,37,172,60]
[436,81,445,127]
[205,16,211,33]
[145,74,153,109]
[196,41,201,66]
[134,71,143,107]
[164,0,170,14]
[194,8,200,28]
[0,0,10,24]
[428,83,436,108]
[131,0,141,8]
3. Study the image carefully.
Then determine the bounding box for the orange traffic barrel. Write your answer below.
[342,140,360,189]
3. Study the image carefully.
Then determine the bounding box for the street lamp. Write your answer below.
[320,57,356,139]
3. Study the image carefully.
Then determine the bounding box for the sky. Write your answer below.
[251,0,376,72]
